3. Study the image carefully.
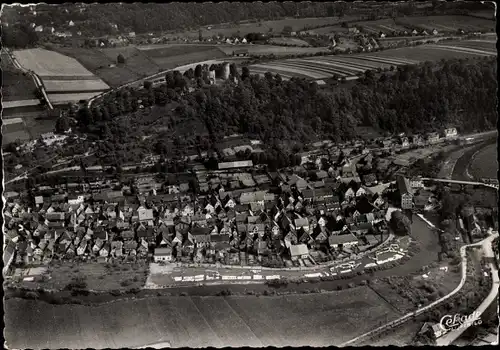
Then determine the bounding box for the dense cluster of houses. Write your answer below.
[3,153,405,273]
[3,127,461,273]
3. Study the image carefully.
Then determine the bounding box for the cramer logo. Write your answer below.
[439,312,482,333]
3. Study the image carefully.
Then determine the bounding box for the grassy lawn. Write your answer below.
[31,261,149,291]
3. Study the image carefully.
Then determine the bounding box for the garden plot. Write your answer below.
[13,48,95,77]
[44,79,110,93]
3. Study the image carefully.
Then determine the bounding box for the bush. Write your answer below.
[120,279,132,287]
[110,289,122,296]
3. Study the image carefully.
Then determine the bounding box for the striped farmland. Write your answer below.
[248,40,496,82]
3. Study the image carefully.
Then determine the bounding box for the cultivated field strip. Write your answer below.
[433,44,497,55]
[48,92,103,104]
[13,48,95,76]
[5,290,401,349]
[420,46,493,57]
[359,55,420,65]
[251,63,327,79]
[284,59,352,76]
[44,79,110,93]
[274,61,349,77]
[298,59,367,73]
[316,56,394,69]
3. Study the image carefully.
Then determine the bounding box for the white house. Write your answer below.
[154,247,172,262]
[432,29,438,35]
[356,187,367,197]
[241,38,247,44]
[68,195,85,205]
[345,188,355,200]
[35,25,43,32]
[410,177,424,189]
[68,20,75,27]
[444,127,458,138]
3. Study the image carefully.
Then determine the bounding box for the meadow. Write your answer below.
[5,286,401,349]
[1,51,39,101]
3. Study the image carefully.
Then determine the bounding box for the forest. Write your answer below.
[74,56,497,166]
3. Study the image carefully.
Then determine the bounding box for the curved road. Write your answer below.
[436,234,499,346]
[340,231,499,347]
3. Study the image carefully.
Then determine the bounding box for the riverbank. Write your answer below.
[468,143,498,180]
[452,137,497,181]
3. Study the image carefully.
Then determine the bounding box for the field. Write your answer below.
[54,47,142,87]
[469,144,498,179]
[13,48,96,77]
[167,16,359,40]
[395,15,495,33]
[216,44,330,56]
[47,92,103,105]
[269,37,311,46]
[100,46,162,77]
[247,40,497,80]
[354,19,412,34]
[13,48,111,104]
[5,286,401,348]
[1,51,39,102]
[43,79,110,93]
[2,113,56,145]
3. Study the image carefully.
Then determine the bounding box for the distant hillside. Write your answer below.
[1,1,494,47]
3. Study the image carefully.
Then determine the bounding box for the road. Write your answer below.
[422,177,499,190]
[436,233,499,346]
[146,233,406,287]
[4,48,53,109]
[340,231,499,347]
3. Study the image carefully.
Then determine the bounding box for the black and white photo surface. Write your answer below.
[2,1,498,348]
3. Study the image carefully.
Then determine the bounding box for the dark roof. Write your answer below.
[192,226,211,236]
[396,176,412,195]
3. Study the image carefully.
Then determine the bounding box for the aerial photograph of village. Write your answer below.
[1,1,498,348]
